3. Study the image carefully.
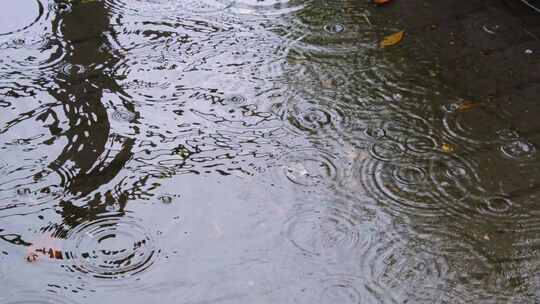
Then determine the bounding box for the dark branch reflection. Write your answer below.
[45,0,133,225]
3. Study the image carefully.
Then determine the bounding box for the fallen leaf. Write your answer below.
[25,234,64,262]
[441,143,455,153]
[457,100,480,112]
[380,31,405,48]
[25,247,64,262]
[374,0,391,4]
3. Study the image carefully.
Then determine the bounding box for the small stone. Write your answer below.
[525,49,533,55]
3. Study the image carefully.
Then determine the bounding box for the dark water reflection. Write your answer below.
[1,0,540,302]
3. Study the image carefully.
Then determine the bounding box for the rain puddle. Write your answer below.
[1,0,539,303]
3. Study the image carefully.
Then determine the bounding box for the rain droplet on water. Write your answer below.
[63,216,158,281]
[500,140,537,160]
[323,23,345,34]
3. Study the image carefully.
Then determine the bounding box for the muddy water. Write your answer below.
[1,0,539,303]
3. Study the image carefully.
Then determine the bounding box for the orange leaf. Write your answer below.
[457,100,480,112]
[374,0,391,4]
[25,235,64,262]
[380,30,404,48]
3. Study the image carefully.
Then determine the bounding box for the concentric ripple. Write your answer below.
[478,195,515,219]
[358,158,443,217]
[283,202,368,259]
[111,109,137,122]
[500,139,537,161]
[157,193,179,204]
[404,134,439,157]
[105,0,234,17]
[276,148,346,188]
[285,56,361,102]
[285,97,348,136]
[59,63,88,79]
[63,216,158,280]
[318,275,385,304]
[225,94,247,105]
[284,4,381,55]
[366,240,451,304]
[0,34,67,76]
[356,56,443,110]
[428,153,484,204]
[188,88,285,130]
[442,102,511,147]
[368,140,406,162]
[0,0,44,36]
[229,0,312,16]
[323,23,345,34]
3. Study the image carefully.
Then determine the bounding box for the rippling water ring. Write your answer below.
[63,216,158,280]
[0,0,44,36]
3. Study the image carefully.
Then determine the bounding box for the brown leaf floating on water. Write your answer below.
[25,247,64,263]
[380,30,405,48]
[457,100,481,112]
[25,235,64,263]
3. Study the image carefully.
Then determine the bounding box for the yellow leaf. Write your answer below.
[380,31,405,48]
[441,143,455,153]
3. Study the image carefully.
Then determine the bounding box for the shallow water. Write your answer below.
[1,0,540,302]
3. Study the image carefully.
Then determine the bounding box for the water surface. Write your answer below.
[1,0,540,303]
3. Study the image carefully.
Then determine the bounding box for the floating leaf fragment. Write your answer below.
[25,235,64,263]
[374,0,392,5]
[380,31,405,48]
[441,143,455,153]
[457,100,480,112]
[25,247,64,262]
[26,252,39,263]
